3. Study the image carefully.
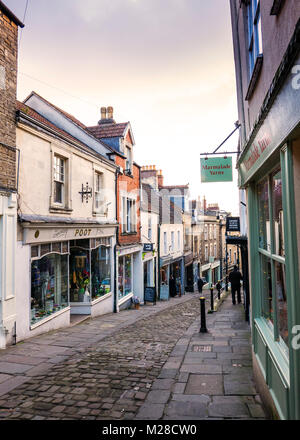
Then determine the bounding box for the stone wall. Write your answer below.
[0,8,18,191]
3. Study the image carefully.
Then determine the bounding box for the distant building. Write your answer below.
[88,107,143,310]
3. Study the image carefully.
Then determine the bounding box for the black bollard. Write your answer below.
[199,297,207,333]
[210,286,214,312]
[217,288,221,300]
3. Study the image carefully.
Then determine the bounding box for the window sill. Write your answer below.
[49,206,73,214]
[245,54,263,101]
[91,292,112,305]
[118,292,133,306]
[124,171,133,178]
[121,232,138,236]
[30,306,70,330]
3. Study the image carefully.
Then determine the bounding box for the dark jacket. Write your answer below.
[229,269,243,287]
[197,278,204,291]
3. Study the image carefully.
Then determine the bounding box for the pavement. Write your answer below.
[0,289,267,420]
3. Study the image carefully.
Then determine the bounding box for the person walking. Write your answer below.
[169,275,177,298]
[197,277,205,294]
[228,265,243,305]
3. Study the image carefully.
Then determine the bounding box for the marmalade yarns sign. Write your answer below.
[200,157,233,182]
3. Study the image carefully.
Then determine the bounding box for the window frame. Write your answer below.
[247,0,263,77]
[50,147,72,212]
[256,164,288,352]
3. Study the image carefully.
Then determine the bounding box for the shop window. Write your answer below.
[31,244,69,325]
[275,261,288,346]
[261,256,273,324]
[257,166,289,349]
[91,246,111,300]
[70,242,90,303]
[118,254,132,300]
[258,177,271,251]
[272,170,285,257]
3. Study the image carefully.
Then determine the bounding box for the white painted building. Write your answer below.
[15,96,118,342]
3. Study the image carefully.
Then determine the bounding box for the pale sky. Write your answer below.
[6,0,240,215]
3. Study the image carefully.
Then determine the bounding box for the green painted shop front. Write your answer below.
[237,48,300,419]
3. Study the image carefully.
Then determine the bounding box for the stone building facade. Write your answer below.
[0,2,23,348]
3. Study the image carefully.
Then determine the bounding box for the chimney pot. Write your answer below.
[101,107,106,120]
[107,106,114,119]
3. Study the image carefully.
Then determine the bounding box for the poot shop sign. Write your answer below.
[200,157,233,182]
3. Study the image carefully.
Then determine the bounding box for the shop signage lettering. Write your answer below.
[226,217,240,232]
[244,136,271,172]
[74,228,92,237]
[143,243,153,252]
[52,229,68,239]
[200,157,233,182]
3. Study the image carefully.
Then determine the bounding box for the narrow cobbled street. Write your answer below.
[0,292,267,420]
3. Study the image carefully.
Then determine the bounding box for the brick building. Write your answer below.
[88,108,143,309]
[0,2,23,348]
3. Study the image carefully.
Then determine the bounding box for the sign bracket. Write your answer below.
[200,122,241,156]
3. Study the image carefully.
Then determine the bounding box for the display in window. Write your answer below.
[69,248,90,303]
[272,170,285,257]
[91,246,111,300]
[258,178,271,251]
[31,253,68,325]
[261,256,273,324]
[118,257,124,299]
[118,255,132,300]
[275,262,288,347]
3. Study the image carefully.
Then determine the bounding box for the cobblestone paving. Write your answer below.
[0,298,200,420]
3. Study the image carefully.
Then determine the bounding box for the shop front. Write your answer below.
[159,256,184,300]
[17,218,116,341]
[117,245,143,310]
[237,50,300,419]
[143,249,157,303]
[184,253,194,292]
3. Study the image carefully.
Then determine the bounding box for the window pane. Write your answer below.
[31,254,68,325]
[69,247,90,303]
[261,256,273,324]
[125,255,132,295]
[258,178,271,251]
[91,246,111,299]
[272,169,285,257]
[118,257,124,299]
[275,262,288,347]
[54,181,63,204]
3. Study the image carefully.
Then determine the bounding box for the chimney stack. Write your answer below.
[158,169,164,187]
[203,196,207,212]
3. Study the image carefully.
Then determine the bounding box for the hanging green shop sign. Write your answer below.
[200,157,233,182]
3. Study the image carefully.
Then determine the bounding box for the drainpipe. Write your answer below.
[113,167,121,313]
[158,224,161,300]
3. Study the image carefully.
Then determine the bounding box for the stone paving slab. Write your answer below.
[0,291,267,420]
